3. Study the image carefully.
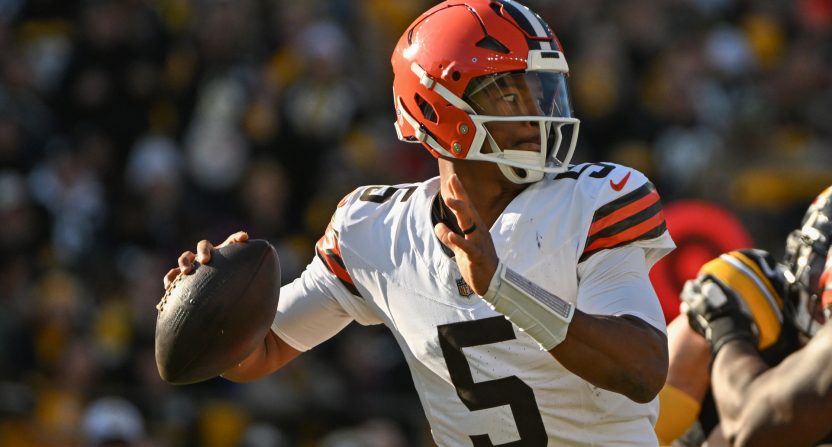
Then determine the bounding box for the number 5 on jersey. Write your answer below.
[438,317,547,446]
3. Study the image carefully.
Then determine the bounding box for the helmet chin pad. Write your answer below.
[497,150,545,184]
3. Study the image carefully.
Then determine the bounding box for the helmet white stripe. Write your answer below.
[500,0,553,50]
[720,254,784,323]
[410,63,475,113]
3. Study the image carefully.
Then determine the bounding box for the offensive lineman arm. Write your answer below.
[654,314,710,444]
[435,175,668,403]
[164,231,303,382]
[682,252,832,446]
[710,325,832,447]
[664,314,711,403]
[710,256,832,447]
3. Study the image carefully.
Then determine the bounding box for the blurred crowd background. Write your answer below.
[0,0,830,446]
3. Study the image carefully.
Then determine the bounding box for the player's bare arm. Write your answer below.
[221,329,301,382]
[711,325,832,447]
[162,230,302,381]
[665,313,711,402]
[656,246,805,445]
[436,173,668,403]
[552,312,668,403]
[654,313,712,444]
[668,188,832,445]
[710,246,832,446]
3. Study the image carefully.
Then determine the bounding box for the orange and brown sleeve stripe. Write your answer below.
[580,183,667,262]
[315,223,362,297]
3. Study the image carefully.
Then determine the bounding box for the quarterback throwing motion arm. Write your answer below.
[164,231,304,382]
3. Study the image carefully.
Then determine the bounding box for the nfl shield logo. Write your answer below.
[456,278,474,297]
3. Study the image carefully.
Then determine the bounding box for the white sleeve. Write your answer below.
[271,256,357,352]
[576,245,667,334]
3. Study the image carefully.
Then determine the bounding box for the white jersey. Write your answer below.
[273,162,675,446]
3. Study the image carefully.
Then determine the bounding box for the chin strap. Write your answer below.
[498,151,546,183]
[485,134,545,184]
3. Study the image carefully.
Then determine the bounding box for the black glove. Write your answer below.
[680,276,758,356]
[759,318,800,367]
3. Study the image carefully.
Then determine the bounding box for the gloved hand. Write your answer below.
[680,276,757,356]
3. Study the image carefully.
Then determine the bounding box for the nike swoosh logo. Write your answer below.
[610,171,631,191]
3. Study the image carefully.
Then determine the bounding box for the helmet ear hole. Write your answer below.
[415,94,438,123]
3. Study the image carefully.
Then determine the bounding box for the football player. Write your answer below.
[166,1,675,445]
[656,186,832,446]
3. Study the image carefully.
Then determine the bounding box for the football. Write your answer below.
[155,239,281,384]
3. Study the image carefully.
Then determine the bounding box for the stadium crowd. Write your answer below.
[0,0,830,445]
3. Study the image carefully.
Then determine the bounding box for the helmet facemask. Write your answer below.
[784,232,827,336]
[783,186,832,337]
[463,71,579,184]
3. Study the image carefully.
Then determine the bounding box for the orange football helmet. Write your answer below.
[391,0,579,183]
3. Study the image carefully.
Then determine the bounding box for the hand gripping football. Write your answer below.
[155,239,281,384]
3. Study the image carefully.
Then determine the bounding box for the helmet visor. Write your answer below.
[464,72,573,119]
[458,71,579,181]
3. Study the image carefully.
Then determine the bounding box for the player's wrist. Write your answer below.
[482,262,503,303]
[481,261,575,350]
